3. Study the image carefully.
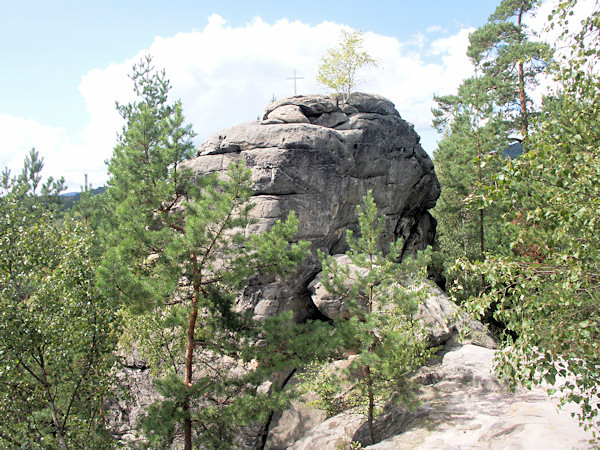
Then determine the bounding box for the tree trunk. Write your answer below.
[39,354,68,450]
[517,5,528,139]
[480,207,485,289]
[366,266,375,444]
[518,65,527,138]
[477,130,485,290]
[184,283,200,450]
[47,394,68,450]
[366,365,375,445]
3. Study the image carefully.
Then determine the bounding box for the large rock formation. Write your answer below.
[108,93,446,444]
[184,93,440,322]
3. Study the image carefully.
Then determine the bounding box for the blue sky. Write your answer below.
[0,0,544,189]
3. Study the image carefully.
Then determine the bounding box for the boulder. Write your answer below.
[289,412,366,450]
[266,104,310,123]
[184,93,440,322]
[308,254,496,349]
[306,254,368,320]
[418,282,496,348]
[264,397,328,450]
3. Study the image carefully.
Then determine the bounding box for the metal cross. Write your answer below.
[286,69,304,96]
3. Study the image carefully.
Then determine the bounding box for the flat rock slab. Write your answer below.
[373,389,594,449]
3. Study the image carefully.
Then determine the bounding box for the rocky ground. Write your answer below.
[269,344,596,449]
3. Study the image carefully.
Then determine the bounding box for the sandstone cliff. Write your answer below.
[184,93,440,322]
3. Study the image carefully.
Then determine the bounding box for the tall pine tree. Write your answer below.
[99,56,313,448]
[432,0,551,299]
[302,192,433,446]
[467,0,552,139]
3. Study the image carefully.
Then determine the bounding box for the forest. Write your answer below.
[1,0,598,448]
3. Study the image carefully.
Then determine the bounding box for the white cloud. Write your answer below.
[425,25,446,33]
[0,15,477,189]
[426,25,444,34]
[411,32,427,49]
[366,28,474,147]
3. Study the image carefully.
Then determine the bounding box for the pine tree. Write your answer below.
[68,174,95,226]
[430,0,551,300]
[1,148,65,215]
[467,0,552,139]
[99,56,312,448]
[304,191,433,446]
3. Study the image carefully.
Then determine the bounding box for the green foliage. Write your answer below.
[0,157,117,448]
[101,56,317,448]
[454,1,600,441]
[296,361,363,417]
[317,30,377,102]
[302,191,433,445]
[66,175,104,225]
[432,75,509,302]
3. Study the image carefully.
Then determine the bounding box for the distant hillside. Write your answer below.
[60,186,106,210]
[503,142,523,159]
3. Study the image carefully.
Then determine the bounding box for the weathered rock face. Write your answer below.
[264,396,328,450]
[106,351,156,445]
[109,93,442,445]
[184,93,440,321]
